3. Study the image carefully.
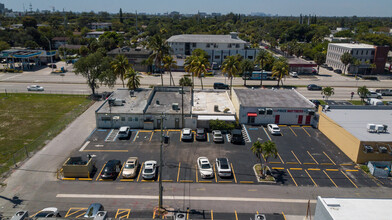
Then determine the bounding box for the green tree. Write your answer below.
[0,41,10,51]
[74,51,116,95]
[340,52,353,74]
[184,55,196,88]
[179,76,192,87]
[24,40,39,49]
[163,55,177,86]
[272,58,289,87]
[255,49,269,86]
[79,46,89,57]
[357,86,369,104]
[119,8,124,24]
[147,34,170,86]
[124,67,141,90]
[222,55,241,98]
[314,53,326,73]
[191,48,208,58]
[240,59,254,86]
[251,140,278,177]
[22,16,37,29]
[111,54,131,88]
[321,87,335,101]
[352,58,361,79]
[190,55,209,89]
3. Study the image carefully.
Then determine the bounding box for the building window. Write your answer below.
[366,50,368,55]
[206,43,210,48]
[102,117,110,121]
[361,50,364,55]
[248,56,253,59]
[192,43,196,47]
[370,59,374,63]
[128,117,132,121]
[135,117,138,121]
[356,51,359,55]
[214,44,218,48]
[223,56,227,59]
[121,117,125,121]
[214,55,220,59]
[228,44,232,48]
[236,44,240,48]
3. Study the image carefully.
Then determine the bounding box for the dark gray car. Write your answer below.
[84,203,104,218]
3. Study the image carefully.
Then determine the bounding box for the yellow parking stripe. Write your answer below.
[195,165,198,182]
[62,178,76,180]
[137,163,143,182]
[79,178,92,181]
[115,209,131,219]
[307,151,319,164]
[341,171,358,188]
[64,208,87,218]
[231,163,237,183]
[118,162,125,179]
[187,209,189,220]
[282,212,287,220]
[120,179,134,182]
[323,151,336,165]
[277,153,285,164]
[302,125,311,127]
[162,180,173,182]
[290,168,302,170]
[320,163,333,165]
[96,162,107,181]
[304,169,318,187]
[345,169,359,172]
[291,151,302,164]
[180,131,182,141]
[272,167,284,170]
[240,181,254,184]
[199,180,212,183]
[180,180,193,183]
[291,125,300,127]
[286,162,298,164]
[234,210,238,220]
[219,181,232,183]
[340,163,353,166]
[213,164,217,182]
[177,162,181,182]
[270,161,281,164]
[76,212,87,218]
[152,209,156,219]
[323,170,338,188]
[289,126,297,136]
[149,131,154,142]
[308,168,320,171]
[133,130,139,142]
[262,127,272,141]
[303,163,316,165]
[286,169,298,187]
[142,179,155,182]
[211,210,213,220]
[302,127,311,137]
[139,130,153,132]
[326,169,339,171]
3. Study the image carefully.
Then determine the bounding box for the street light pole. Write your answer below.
[43,36,54,73]
[158,113,164,210]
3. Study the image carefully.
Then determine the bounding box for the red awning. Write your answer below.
[247,113,257,117]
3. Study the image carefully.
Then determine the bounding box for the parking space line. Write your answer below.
[187,209,189,220]
[277,153,285,164]
[290,168,302,170]
[262,127,272,141]
[304,169,318,187]
[286,162,298,164]
[79,178,92,181]
[323,152,336,165]
[307,151,319,164]
[62,178,76,180]
[118,162,125,179]
[303,163,316,165]
[291,151,302,164]
[149,132,154,142]
[320,163,333,165]
[115,209,131,219]
[152,209,156,219]
[308,168,320,171]
[96,162,107,181]
[213,164,217,182]
[240,181,254,184]
[31,211,41,218]
[105,129,114,141]
[289,127,297,137]
[341,171,358,188]
[282,212,287,220]
[64,208,87,218]
[272,167,284,170]
[76,212,87,218]
[180,180,193,183]
[323,170,338,188]
[302,125,311,127]
[179,131,182,142]
[83,150,129,152]
[177,162,181,182]
[340,163,353,166]
[137,163,143,182]
[302,127,311,137]
[345,169,359,172]
[79,141,90,152]
[132,130,139,142]
[211,210,213,220]
[207,133,210,142]
[162,180,173,182]
[199,180,212,183]
[195,165,198,183]
[231,163,237,183]
[120,179,134,182]
[219,181,232,183]
[286,169,298,187]
[326,169,339,171]
[270,161,281,164]
[234,210,238,220]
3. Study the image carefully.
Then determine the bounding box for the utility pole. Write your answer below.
[181,86,184,128]
[158,113,164,210]
[43,36,54,73]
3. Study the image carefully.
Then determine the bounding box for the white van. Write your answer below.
[369,98,384,106]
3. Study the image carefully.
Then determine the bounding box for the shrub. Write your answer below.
[209,119,235,131]
[360,165,370,173]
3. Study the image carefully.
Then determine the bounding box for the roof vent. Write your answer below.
[230,32,238,39]
[156,100,160,105]
[172,103,179,110]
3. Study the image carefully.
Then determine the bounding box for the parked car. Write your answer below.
[27,85,44,91]
[320,64,328,68]
[100,160,122,179]
[197,157,214,179]
[310,99,321,108]
[181,128,193,141]
[84,203,104,218]
[307,84,322,91]
[368,98,384,106]
[122,157,139,179]
[142,160,157,180]
[117,126,131,140]
[289,71,298,77]
[326,66,333,71]
[212,130,224,143]
[333,69,342,74]
[213,82,229,90]
[216,158,232,177]
[230,129,243,144]
[366,91,382,99]
[35,207,61,218]
[375,89,392,96]
[267,124,281,135]
[386,101,392,105]
[196,128,206,141]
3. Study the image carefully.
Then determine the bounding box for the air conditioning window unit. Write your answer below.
[379,146,388,153]
[367,124,376,133]
[364,145,374,153]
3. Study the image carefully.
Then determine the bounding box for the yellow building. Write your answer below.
[318,107,392,164]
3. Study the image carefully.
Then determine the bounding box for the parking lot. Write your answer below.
[63,125,383,188]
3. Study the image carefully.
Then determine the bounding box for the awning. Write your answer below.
[247,113,257,117]
[197,115,236,121]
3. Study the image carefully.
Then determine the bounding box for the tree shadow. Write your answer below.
[0,195,24,208]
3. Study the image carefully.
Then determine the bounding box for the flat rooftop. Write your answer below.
[167,34,247,44]
[323,109,392,142]
[330,43,374,49]
[234,88,315,108]
[97,89,152,114]
[192,90,235,115]
[318,197,392,220]
[145,89,191,114]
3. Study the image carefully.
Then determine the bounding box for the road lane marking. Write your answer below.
[137,163,143,182]
[307,151,319,164]
[96,162,107,181]
[262,127,272,141]
[83,150,128,152]
[79,141,90,152]
[341,171,358,188]
[177,162,181,182]
[323,170,338,188]
[277,153,285,164]
[323,151,336,165]
[302,127,311,137]
[304,169,318,187]
[211,210,213,220]
[291,151,302,164]
[231,163,237,183]
[289,126,297,136]
[115,209,131,219]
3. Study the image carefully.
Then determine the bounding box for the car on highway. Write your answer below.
[181,128,193,141]
[375,89,392,96]
[122,157,139,179]
[267,124,281,135]
[366,91,382,99]
[100,159,122,179]
[27,85,44,91]
[212,130,224,143]
[142,160,157,180]
[84,203,104,218]
[229,129,243,144]
[216,158,232,177]
[197,157,214,179]
[213,82,229,90]
[117,126,131,140]
[35,207,61,218]
[307,84,322,91]
[196,128,206,141]
[326,66,333,71]
[289,71,298,77]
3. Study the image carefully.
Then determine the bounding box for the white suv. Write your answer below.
[366,91,382,99]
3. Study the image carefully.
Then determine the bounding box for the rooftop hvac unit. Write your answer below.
[156,100,160,105]
[364,145,374,153]
[379,146,388,153]
[214,105,219,112]
[255,214,266,220]
[94,211,107,220]
[376,124,385,133]
[367,124,376,133]
[11,211,29,220]
[175,212,186,220]
[129,90,135,97]
[172,103,179,110]
[113,99,125,106]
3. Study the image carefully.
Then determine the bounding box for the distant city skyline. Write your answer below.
[1,0,392,17]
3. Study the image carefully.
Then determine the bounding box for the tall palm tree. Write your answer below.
[163,55,177,86]
[251,140,278,177]
[352,58,361,79]
[255,50,269,86]
[321,87,335,101]
[222,55,241,98]
[179,76,193,87]
[357,86,369,104]
[240,59,254,86]
[190,55,209,90]
[272,58,289,87]
[124,67,141,90]
[147,34,170,86]
[111,54,130,88]
[184,55,196,88]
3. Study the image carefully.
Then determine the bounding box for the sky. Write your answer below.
[2,0,392,17]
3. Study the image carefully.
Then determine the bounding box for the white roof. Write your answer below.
[197,115,236,121]
[192,90,236,115]
[167,34,247,44]
[329,43,374,49]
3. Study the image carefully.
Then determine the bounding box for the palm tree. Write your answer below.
[314,53,326,74]
[357,86,369,104]
[124,67,141,90]
[271,58,289,87]
[111,54,131,88]
[251,140,278,177]
[352,58,361,79]
[163,55,177,86]
[255,50,269,86]
[147,34,170,86]
[340,52,353,75]
[179,76,193,87]
[321,87,335,101]
[222,55,241,98]
[240,59,254,86]
[190,55,210,90]
[184,55,196,88]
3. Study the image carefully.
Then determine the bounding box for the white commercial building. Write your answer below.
[167,32,258,65]
[315,196,392,220]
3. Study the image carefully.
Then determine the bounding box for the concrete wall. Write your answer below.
[96,113,144,129]
[314,196,333,220]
